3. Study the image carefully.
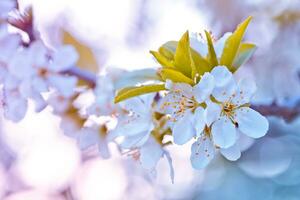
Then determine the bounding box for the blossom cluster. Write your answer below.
[0,1,271,183]
[160,66,268,168]
[0,27,79,122]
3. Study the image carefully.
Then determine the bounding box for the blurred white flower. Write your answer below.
[111,94,154,149]
[87,75,118,117]
[8,41,78,99]
[111,94,174,179]
[1,39,79,121]
[78,124,110,159]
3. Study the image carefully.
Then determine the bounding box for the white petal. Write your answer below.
[122,94,154,116]
[165,79,173,90]
[193,107,206,136]
[49,45,78,72]
[168,82,193,99]
[238,133,255,152]
[193,72,214,102]
[214,32,232,58]
[204,101,222,126]
[3,95,27,122]
[28,40,48,67]
[190,135,215,169]
[220,142,241,161]
[114,115,153,137]
[211,116,237,148]
[47,75,77,97]
[31,93,47,112]
[212,78,237,102]
[0,34,21,61]
[32,76,48,93]
[189,32,208,56]
[140,138,163,170]
[172,112,196,145]
[19,79,33,98]
[232,78,257,106]
[98,138,110,159]
[78,127,99,150]
[120,130,150,149]
[235,107,269,138]
[157,92,180,115]
[210,65,233,87]
[8,51,35,79]
[4,74,19,90]
[164,151,175,183]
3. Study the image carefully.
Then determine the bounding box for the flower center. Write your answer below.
[38,68,48,77]
[161,93,198,121]
[221,101,236,119]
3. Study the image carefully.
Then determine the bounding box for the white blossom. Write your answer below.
[0,39,79,121]
[111,94,173,176]
[191,66,269,169]
[78,124,111,159]
[87,75,118,116]
[159,73,214,145]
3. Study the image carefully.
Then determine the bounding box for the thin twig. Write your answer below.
[251,103,300,122]
[63,67,97,88]
[9,3,300,121]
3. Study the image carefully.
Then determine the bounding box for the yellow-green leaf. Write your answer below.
[160,68,194,85]
[158,46,174,60]
[204,30,218,67]
[114,68,162,89]
[162,40,211,76]
[150,50,174,68]
[114,84,165,103]
[190,48,211,75]
[162,41,177,54]
[232,43,256,71]
[220,16,252,71]
[63,31,98,73]
[174,31,194,78]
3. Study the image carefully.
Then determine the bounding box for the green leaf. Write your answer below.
[114,84,165,103]
[150,51,174,68]
[160,68,194,85]
[114,68,162,89]
[232,43,256,71]
[204,30,218,67]
[220,16,252,71]
[174,31,194,78]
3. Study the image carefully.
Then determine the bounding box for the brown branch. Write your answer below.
[8,3,300,122]
[251,103,300,122]
[7,5,98,88]
[63,67,97,88]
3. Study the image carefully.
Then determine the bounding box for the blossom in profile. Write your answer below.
[159,73,214,145]
[78,124,111,159]
[111,94,174,180]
